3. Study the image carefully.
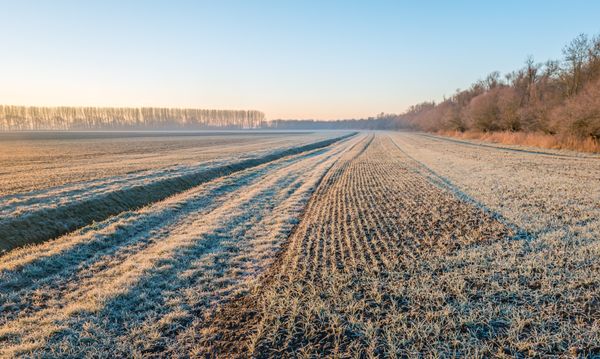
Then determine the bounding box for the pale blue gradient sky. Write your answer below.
[1,1,599,119]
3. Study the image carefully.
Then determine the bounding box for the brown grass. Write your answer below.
[438,130,600,153]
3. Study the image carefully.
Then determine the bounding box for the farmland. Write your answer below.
[0,131,348,250]
[0,131,599,357]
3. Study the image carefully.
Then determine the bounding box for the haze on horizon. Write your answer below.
[1,0,599,120]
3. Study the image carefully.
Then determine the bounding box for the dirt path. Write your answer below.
[196,134,517,357]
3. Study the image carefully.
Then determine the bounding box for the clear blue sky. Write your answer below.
[1,1,599,119]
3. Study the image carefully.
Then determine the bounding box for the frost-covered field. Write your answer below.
[201,133,599,357]
[0,131,349,250]
[1,131,598,357]
[0,131,359,356]
[0,131,336,196]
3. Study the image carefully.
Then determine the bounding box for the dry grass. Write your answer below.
[438,130,600,153]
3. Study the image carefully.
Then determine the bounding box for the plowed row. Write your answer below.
[197,135,515,357]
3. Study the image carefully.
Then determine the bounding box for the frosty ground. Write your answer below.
[0,131,598,357]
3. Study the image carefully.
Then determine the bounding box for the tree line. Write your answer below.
[0,106,266,131]
[264,114,404,130]
[276,32,600,143]
[400,33,600,140]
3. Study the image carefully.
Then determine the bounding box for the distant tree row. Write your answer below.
[400,33,600,140]
[0,106,266,131]
[264,113,406,130]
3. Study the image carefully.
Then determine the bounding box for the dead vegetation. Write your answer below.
[391,33,600,153]
[437,130,600,153]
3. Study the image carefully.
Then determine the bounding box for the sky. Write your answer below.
[1,1,599,120]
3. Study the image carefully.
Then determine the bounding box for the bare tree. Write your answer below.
[0,106,266,131]
[562,33,590,96]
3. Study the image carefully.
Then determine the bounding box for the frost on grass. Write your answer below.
[0,132,340,196]
[1,131,598,357]
[0,135,362,357]
[200,134,599,358]
[0,131,351,250]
